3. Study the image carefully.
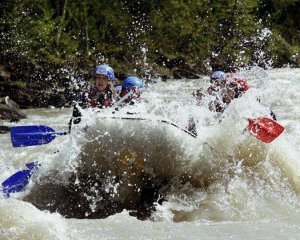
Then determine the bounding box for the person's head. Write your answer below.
[93,65,115,92]
[120,76,144,102]
[210,71,226,86]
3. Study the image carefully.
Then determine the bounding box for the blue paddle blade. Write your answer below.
[26,161,40,170]
[11,125,65,147]
[1,169,32,195]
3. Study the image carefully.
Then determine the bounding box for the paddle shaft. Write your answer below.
[114,90,133,107]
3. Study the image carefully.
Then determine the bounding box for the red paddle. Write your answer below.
[247,117,285,143]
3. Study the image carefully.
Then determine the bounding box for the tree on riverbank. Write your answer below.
[0,0,299,85]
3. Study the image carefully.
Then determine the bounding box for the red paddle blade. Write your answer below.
[247,118,285,143]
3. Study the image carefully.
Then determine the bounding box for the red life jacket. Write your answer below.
[82,87,113,109]
[234,78,251,91]
[226,73,251,92]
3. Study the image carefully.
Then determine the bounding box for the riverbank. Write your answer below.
[0,53,207,109]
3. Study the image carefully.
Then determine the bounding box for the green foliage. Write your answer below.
[0,0,300,82]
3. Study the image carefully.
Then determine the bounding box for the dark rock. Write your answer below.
[193,63,211,75]
[0,81,75,108]
[155,55,172,69]
[0,70,11,82]
[154,54,205,79]
[155,54,188,69]
[0,126,10,134]
[48,91,68,108]
[172,67,200,79]
[140,70,166,83]
[210,54,236,72]
[170,57,186,66]
[0,96,26,121]
[115,72,127,82]
[161,75,169,82]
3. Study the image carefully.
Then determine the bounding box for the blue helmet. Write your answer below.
[93,64,115,81]
[210,71,226,80]
[122,76,144,90]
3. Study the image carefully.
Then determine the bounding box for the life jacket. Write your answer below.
[131,86,142,101]
[118,86,143,105]
[80,87,114,109]
[234,78,251,91]
[226,73,251,99]
[226,73,251,92]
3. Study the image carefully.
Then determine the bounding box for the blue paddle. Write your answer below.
[1,162,40,196]
[11,125,67,147]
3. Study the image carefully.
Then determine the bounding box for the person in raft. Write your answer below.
[69,64,117,131]
[192,70,276,119]
[116,76,144,106]
[193,70,251,113]
[187,70,252,134]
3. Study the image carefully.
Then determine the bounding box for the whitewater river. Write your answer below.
[0,67,300,239]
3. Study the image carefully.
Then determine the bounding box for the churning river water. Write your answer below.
[0,67,300,239]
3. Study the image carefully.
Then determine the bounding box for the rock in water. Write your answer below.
[0,125,10,134]
[0,96,26,122]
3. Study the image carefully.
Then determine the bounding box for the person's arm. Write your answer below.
[193,88,205,102]
[68,92,88,133]
[222,87,235,104]
[207,86,217,95]
[270,110,277,121]
[187,117,197,136]
[72,104,82,122]
[68,104,82,133]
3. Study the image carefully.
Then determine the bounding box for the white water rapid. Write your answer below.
[0,68,300,239]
